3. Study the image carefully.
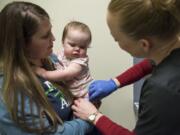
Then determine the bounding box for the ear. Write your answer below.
[138,39,151,53]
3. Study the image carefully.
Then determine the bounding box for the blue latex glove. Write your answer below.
[88,79,118,101]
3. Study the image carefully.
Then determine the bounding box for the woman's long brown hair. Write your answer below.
[0,1,73,133]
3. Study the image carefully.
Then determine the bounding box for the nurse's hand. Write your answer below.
[88,79,118,101]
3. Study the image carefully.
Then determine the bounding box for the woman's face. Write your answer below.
[106,11,145,58]
[26,19,55,63]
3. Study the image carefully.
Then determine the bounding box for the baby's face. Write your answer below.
[63,28,90,59]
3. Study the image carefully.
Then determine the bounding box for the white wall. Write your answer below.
[0,0,136,130]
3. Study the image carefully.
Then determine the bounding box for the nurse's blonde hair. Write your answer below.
[108,0,180,40]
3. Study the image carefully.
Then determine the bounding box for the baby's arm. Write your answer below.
[36,63,83,82]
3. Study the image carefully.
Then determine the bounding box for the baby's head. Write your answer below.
[62,21,92,59]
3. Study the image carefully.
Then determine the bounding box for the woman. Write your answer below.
[72,0,180,135]
[0,1,93,134]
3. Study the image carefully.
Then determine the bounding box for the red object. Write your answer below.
[96,115,136,135]
[95,59,154,135]
[116,59,153,87]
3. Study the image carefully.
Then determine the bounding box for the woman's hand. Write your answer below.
[72,98,98,121]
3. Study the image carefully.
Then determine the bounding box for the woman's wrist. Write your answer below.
[93,112,103,125]
[113,78,121,88]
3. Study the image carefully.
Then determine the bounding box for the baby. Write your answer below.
[36,21,93,99]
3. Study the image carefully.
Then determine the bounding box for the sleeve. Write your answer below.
[116,59,154,87]
[0,113,92,135]
[0,96,37,135]
[0,74,93,135]
[0,94,93,135]
[55,119,93,135]
[95,116,136,135]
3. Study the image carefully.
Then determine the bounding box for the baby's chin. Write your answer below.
[73,54,85,58]
[67,53,87,59]
[67,55,80,60]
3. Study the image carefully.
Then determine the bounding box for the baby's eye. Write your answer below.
[80,46,87,49]
[69,43,76,47]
